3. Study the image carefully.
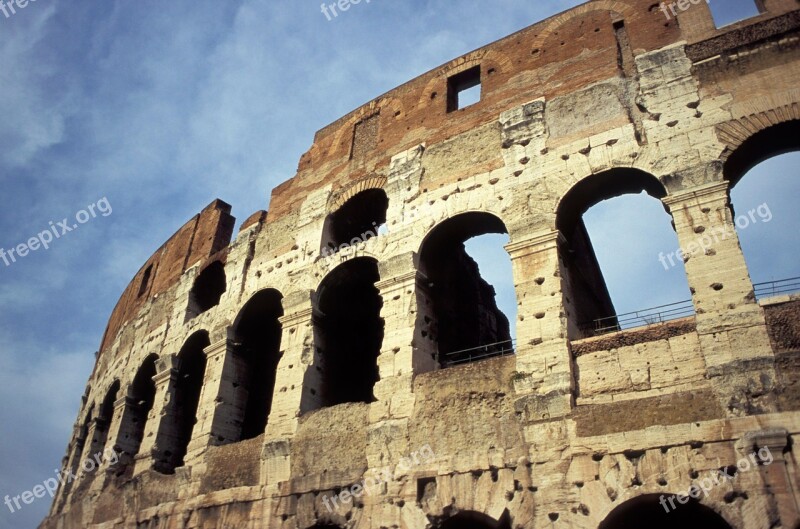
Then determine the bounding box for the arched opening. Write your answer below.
[308,257,383,409]
[89,380,120,459]
[556,169,693,338]
[320,188,388,256]
[417,212,514,369]
[725,121,800,300]
[232,289,284,441]
[156,331,209,473]
[598,493,733,529]
[187,261,226,319]
[125,355,157,458]
[436,510,509,529]
[60,405,94,498]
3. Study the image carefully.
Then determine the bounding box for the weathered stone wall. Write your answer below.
[42,1,800,528]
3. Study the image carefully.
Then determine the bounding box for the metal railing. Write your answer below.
[753,277,800,300]
[581,299,696,337]
[441,339,516,367]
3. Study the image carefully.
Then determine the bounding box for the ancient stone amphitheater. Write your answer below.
[42,1,800,528]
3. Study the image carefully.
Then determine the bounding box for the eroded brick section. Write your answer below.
[573,390,725,437]
[764,299,800,353]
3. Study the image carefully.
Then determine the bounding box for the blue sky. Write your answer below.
[0,1,795,528]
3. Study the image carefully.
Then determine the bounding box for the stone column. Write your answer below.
[134,355,179,475]
[185,334,238,454]
[742,429,799,527]
[108,396,137,459]
[262,291,314,485]
[662,182,773,358]
[663,180,777,414]
[371,252,422,422]
[506,229,573,420]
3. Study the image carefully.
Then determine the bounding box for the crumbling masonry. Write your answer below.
[42,1,800,528]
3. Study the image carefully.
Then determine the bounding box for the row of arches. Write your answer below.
[308,496,736,529]
[68,122,797,483]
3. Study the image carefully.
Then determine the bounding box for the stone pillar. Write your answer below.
[144,355,181,474]
[742,429,799,528]
[108,396,138,459]
[663,180,777,414]
[506,229,573,420]
[662,182,773,357]
[261,291,314,485]
[185,335,238,453]
[371,252,422,422]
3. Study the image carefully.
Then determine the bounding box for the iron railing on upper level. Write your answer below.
[580,299,696,337]
[440,339,516,367]
[754,277,800,300]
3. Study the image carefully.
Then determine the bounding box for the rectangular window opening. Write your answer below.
[138,264,153,297]
[447,66,481,112]
[708,0,763,28]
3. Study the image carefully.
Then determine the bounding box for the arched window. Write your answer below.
[417,212,515,369]
[88,381,120,459]
[724,121,800,300]
[155,332,209,473]
[186,261,226,319]
[307,257,383,410]
[599,493,733,529]
[232,289,284,441]
[556,169,693,338]
[320,189,388,256]
[437,511,508,529]
[124,355,157,458]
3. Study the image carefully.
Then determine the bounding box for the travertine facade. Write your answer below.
[43,1,800,528]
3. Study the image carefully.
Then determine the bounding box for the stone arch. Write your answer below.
[555,168,691,337]
[416,211,514,370]
[306,256,384,410]
[327,175,388,212]
[321,185,389,256]
[529,1,639,53]
[598,493,733,529]
[88,379,120,461]
[154,330,209,473]
[122,354,158,458]
[186,261,226,320]
[718,113,800,187]
[231,289,284,441]
[434,510,509,529]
